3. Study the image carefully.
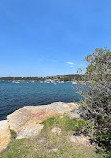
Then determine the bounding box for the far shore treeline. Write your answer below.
[0,74,84,82]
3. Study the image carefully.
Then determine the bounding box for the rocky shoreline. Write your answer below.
[0,102,80,152]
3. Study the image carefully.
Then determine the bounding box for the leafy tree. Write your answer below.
[79,48,111,151]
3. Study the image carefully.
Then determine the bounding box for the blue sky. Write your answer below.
[0,0,111,77]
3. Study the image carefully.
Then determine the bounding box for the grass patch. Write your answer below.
[42,114,85,131]
[0,115,106,158]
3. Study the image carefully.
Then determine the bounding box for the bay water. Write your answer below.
[0,81,82,120]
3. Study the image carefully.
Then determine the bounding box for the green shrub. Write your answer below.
[10,130,17,140]
[78,48,111,151]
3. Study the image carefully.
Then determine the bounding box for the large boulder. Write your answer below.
[7,102,77,139]
[0,120,11,152]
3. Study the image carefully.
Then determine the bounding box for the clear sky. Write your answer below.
[0,0,111,77]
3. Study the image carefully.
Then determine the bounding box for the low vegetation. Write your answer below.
[0,115,105,158]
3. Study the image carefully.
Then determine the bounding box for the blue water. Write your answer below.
[0,81,82,120]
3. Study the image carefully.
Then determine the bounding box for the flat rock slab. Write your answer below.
[0,120,11,152]
[51,127,62,134]
[7,102,77,138]
[16,124,44,139]
[69,135,91,147]
[48,148,58,153]
[65,102,80,119]
[66,109,80,119]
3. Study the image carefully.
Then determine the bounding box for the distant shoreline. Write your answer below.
[0,74,84,82]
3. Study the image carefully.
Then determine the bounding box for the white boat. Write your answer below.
[16,81,20,83]
[72,81,77,84]
[12,81,16,83]
[12,81,20,83]
[44,79,53,83]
